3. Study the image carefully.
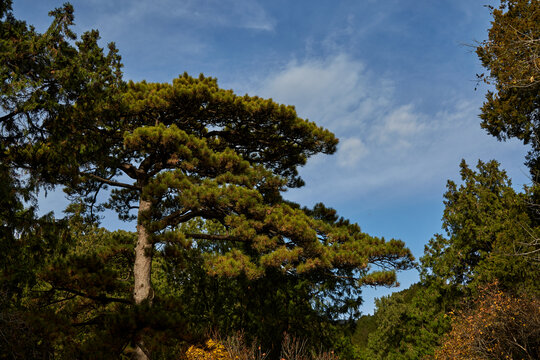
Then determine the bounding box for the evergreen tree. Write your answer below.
[476,0,540,173]
[156,208,368,356]
[0,160,69,359]
[354,282,456,360]
[422,159,539,293]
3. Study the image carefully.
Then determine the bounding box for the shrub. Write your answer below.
[186,339,232,360]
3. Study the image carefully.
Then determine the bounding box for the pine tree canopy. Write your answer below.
[2,1,413,285]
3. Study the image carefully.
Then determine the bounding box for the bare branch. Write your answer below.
[83,172,140,190]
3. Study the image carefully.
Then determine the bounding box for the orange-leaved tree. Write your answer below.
[432,283,540,360]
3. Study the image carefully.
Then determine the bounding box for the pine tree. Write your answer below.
[1,2,415,357]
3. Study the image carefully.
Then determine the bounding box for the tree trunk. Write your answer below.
[133,198,153,360]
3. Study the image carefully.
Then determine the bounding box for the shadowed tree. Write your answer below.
[0,158,72,359]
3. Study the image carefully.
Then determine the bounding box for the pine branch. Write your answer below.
[156,207,227,230]
[39,294,78,308]
[119,163,139,179]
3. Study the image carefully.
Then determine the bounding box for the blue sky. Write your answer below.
[13,0,530,314]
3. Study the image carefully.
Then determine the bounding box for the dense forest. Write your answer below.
[0,0,538,359]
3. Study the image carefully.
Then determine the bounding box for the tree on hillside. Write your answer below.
[1,2,415,358]
[476,0,540,173]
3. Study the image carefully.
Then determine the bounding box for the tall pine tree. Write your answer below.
[1,2,415,357]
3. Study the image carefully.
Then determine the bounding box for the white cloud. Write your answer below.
[371,104,426,151]
[338,138,369,167]
[253,53,528,208]
[258,54,389,131]
[157,0,275,31]
[383,105,425,136]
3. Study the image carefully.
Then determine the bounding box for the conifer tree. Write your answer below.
[422,160,539,293]
[477,0,540,173]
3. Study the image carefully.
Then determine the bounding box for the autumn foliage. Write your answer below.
[186,339,233,360]
[432,283,540,360]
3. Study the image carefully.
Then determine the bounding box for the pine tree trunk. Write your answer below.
[133,198,153,360]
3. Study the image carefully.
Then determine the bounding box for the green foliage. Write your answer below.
[121,75,338,189]
[357,159,540,360]
[2,0,538,358]
[351,315,376,349]
[476,0,540,173]
[0,161,135,358]
[422,159,539,293]
[154,216,370,357]
[348,3,540,359]
[354,283,455,360]
[0,161,64,358]
[10,46,412,287]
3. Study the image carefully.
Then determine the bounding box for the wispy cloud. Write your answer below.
[78,0,275,33]
[68,0,275,81]
[259,54,390,131]
[254,54,528,208]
